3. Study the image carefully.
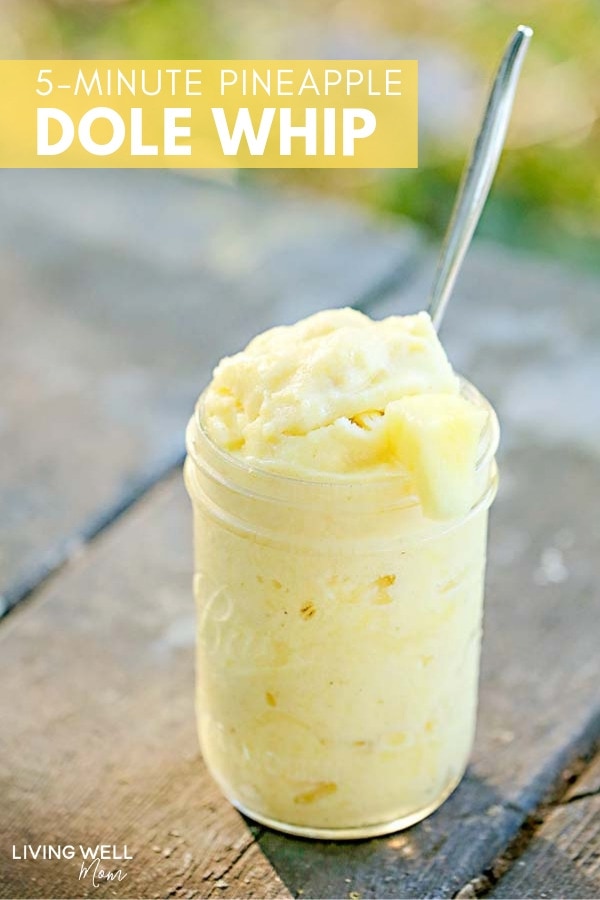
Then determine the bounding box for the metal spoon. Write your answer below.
[427,24,533,330]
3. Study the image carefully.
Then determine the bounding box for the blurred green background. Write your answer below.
[4,0,599,270]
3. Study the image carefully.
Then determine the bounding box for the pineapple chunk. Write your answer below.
[386,394,488,520]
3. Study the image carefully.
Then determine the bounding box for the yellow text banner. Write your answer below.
[0,60,418,168]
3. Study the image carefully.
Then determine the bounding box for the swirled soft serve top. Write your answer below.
[202,308,488,520]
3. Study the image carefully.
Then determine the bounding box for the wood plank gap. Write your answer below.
[0,450,185,621]
[0,244,427,625]
[353,247,426,314]
[487,751,600,898]
[564,786,600,805]
[454,728,600,899]
[0,169,424,621]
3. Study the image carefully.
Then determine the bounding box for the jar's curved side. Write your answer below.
[202,751,466,840]
[191,493,489,833]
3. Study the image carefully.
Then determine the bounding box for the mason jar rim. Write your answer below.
[186,375,499,517]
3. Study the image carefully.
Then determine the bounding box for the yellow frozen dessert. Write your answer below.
[185,307,499,838]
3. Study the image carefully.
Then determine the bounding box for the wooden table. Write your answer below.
[0,170,598,900]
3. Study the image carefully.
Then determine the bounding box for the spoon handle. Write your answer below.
[427,25,533,330]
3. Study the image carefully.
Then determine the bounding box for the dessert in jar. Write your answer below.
[185,308,499,838]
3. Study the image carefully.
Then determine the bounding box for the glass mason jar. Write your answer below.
[184,379,499,839]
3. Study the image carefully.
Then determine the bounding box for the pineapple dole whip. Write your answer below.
[185,308,499,838]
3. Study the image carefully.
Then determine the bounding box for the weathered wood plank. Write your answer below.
[0,169,419,615]
[0,475,290,900]
[252,245,600,897]
[490,753,600,898]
